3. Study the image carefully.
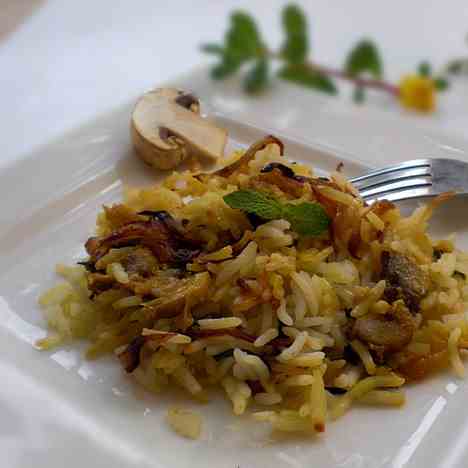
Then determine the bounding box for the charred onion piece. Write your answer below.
[381,251,429,312]
[260,162,339,187]
[85,211,200,265]
[118,336,146,373]
[369,200,395,217]
[246,380,264,395]
[261,162,296,178]
[254,163,345,215]
[196,135,284,180]
[77,260,97,273]
[118,332,178,373]
[137,210,193,238]
[251,168,305,198]
[86,273,115,294]
[260,162,324,186]
[326,387,347,395]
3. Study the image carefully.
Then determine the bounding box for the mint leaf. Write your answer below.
[204,11,265,81]
[226,12,262,61]
[211,55,242,79]
[224,190,283,220]
[278,64,337,95]
[281,35,308,65]
[345,40,382,79]
[282,4,307,34]
[447,59,466,75]
[283,202,330,236]
[418,61,432,77]
[280,4,308,64]
[434,77,449,91]
[243,58,270,94]
[224,190,330,237]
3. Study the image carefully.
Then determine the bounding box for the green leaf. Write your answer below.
[283,4,307,33]
[280,4,308,64]
[223,190,283,220]
[345,40,383,79]
[418,61,432,77]
[201,44,224,55]
[353,86,365,103]
[225,12,262,61]
[283,202,330,236]
[278,64,337,95]
[211,55,242,80]
[243,58,270,94]
[281,34,308,64]
[447,59,464,75]
[206,11,264,81]
[434,77,449,91]
[223,190,330,237]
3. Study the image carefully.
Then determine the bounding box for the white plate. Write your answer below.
[1,69,468,468]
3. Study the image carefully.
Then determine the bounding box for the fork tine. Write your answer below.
[364,186,433,204]
[359,177,432,199]
[352,166,432,191]
[364,187,434,204]
[350,159,431,184]
[354,158,468,204]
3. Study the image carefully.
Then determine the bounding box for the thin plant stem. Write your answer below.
[268,51,400,96]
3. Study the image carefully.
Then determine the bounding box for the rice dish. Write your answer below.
[37,135,468,436]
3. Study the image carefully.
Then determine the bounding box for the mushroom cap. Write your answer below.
[131,88,227,170]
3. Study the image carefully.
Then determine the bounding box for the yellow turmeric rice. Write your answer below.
[37,136,468,436]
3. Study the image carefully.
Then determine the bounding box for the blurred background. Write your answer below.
[2,0,468,167]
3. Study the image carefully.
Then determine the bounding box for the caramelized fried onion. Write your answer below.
[85,211,200,265]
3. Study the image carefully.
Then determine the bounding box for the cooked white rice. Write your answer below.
[37,136,468,438]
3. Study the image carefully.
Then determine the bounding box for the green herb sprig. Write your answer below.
[223,189,330,236]
[202,4,454,112]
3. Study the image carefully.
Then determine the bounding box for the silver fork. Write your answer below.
[349,158,468,203]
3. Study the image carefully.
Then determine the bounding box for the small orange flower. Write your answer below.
[398,75,436,113]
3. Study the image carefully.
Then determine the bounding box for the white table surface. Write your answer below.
[1,0,468,169]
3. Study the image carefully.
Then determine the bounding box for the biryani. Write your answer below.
[37,135,468,436]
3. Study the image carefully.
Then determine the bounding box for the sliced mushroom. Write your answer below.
[381,251,429,312]
[352,301,415,354]
[131,88,227,170]
[143,271,211,319]
[120,247,158,277]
